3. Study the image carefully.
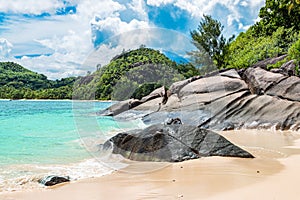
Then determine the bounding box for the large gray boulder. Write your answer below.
[103,124,254,162]
[219,69,241,79]
[243,67,285,94]
[169,76,202,95]
[244,67,300,101]
[266,76,300,101]
[178,75,248,98]
[140,86,165,102]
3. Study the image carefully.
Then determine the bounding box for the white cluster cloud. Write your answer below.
[146,0,265,34]
[0,0,64,15]
[91,17,150,38]
[0,38,13,59]
[76,0,125,20]
[128,0,148,20]
[146,0,174,7]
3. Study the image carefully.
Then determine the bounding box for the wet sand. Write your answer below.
[2,130,300,200]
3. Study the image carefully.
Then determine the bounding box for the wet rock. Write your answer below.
[39,175,70,186]
[165,118,182,125]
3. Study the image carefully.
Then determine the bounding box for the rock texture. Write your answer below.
[99,58,300,131]
[271,60,297,76]
[100,57,300,162]
[243,67,285,95]
[252,54,287,69]
[103,124,254,162]
[39,176,70,186]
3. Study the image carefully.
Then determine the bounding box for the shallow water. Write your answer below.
[0,100,145,192]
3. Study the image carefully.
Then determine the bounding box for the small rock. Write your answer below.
[165,118,182,125]
[39,175,70,186]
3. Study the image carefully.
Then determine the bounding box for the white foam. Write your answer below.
[0,157,126,193]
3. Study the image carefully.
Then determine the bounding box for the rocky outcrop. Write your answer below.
[140,86,166,102]
[169,76,202,95]
[252,54,287,69]
[97,99,142,116]
[243,67,285,95]
[243,67,300,101]
[103,124,254,162]
[178,75,248,98]
[98,86,167,116]
[99,59,300,131]
[271,60,298,76]
[39,176,70,186]
[99,58,300,163]
[280,60,297,76]
[266,76,300,101]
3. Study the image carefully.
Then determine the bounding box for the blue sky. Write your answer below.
[0,0,264,79]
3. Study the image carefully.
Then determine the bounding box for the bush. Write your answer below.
[288,37,300,75]
[288,38,300,63]
[131,83,162,100]
[226,27,288,69]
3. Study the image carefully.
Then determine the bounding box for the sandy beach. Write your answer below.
[2,130,300,200]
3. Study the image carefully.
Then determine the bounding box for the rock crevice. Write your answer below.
[103,124,254,162]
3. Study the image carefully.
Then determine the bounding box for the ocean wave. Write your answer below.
[0,157,125,193]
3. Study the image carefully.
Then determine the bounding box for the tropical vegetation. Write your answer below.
[73,47,198,100]
[0,62,76,99]
[189,0,300,73]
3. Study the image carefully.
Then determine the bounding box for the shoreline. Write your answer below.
[2,129,300,200]
[0,98,116,102]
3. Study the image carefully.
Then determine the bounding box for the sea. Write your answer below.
[0,100,145,192]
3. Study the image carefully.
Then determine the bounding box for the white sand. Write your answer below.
[1,130,300,200]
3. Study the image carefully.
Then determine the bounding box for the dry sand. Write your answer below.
[1,130,300,200]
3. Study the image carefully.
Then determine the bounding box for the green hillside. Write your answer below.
[0,62,51,90]
[73,47,199,100]
[0,62,76,99]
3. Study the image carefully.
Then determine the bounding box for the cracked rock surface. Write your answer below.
[103,124,254,162]
[99,64,300,131]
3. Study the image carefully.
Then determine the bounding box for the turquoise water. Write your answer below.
[0,100,143,192]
